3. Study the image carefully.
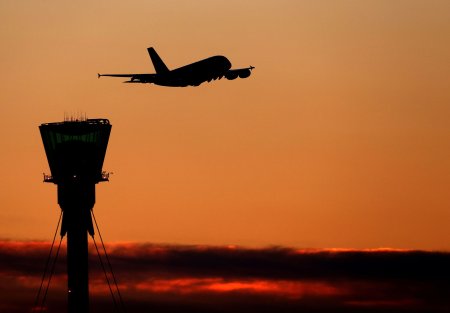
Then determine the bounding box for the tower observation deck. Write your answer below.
[40,118,112,313]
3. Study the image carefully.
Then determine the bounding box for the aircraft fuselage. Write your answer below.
[155,56,232,87]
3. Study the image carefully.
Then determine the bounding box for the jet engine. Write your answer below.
[225,72,239,80]
[238,69,251,78]
[225,68,252,80]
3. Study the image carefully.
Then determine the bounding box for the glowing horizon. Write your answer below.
[2,240,448,312]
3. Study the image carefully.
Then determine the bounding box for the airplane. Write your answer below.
[98,47,254,87]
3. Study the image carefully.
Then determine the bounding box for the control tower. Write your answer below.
[40,118,112,313]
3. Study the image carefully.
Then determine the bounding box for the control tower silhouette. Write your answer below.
[40,118,111,313]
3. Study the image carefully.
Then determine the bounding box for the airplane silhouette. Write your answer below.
[98,47,254,87]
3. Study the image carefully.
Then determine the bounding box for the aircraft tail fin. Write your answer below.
[147,47,169,74]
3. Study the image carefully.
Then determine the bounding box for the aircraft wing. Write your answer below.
[224,66,255,80]
[98,73,156,83]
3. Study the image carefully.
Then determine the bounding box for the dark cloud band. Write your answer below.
[1,240,449,313]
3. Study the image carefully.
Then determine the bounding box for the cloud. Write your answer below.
[1,240,449,313]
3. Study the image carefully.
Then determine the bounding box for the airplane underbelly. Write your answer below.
[154,76,188,87]
[156,66,227,87]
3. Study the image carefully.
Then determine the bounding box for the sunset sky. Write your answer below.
[1,1,450,312]
[1,0,450,250]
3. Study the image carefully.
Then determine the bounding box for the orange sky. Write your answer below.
[0,0,449,249]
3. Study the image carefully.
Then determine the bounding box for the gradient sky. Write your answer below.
[0,0,449,249]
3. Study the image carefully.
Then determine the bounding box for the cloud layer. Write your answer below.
[1,240,449,313]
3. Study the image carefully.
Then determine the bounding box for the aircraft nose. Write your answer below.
[222,57,232,70]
